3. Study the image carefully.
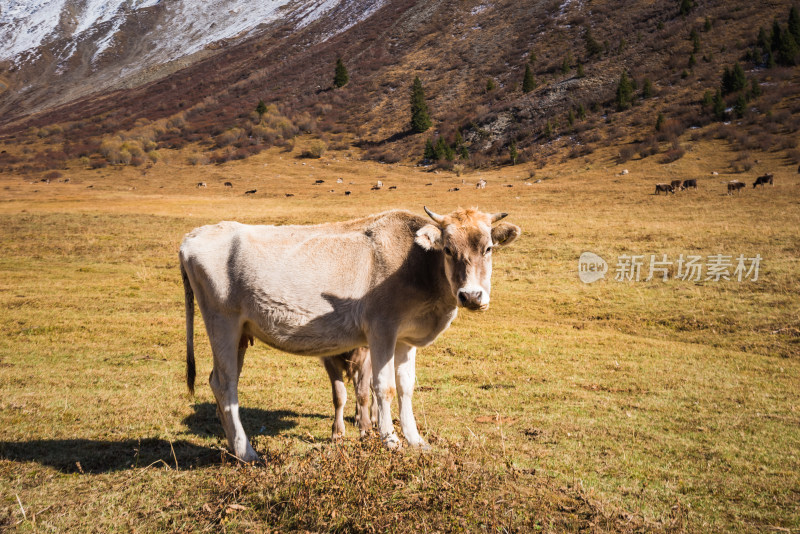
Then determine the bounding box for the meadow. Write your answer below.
[1,138,799,532]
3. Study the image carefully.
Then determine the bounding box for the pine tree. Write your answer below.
[690,28,700,53]
[584,28,602,57]
[704,16,712,32]
[734,93,747,118]
[522,64,536,93]
[701,89,713,109]
[757,27,770,50]
[616,71,634,110]
[409,76,432,133]
[712,89,726,121]
[750,78,762,98]
[509,140,518,165]
[679,0,694,16]
[256,100,267,117]
[424,139,436,160]
[790,6,800,43]
[655,112,665,132]
[732,63,747,91]
[567,109,575,127]
[577,103,586,120]
[688,53,697,68]
[486,78,496,92]
[561,52,572,74]
[333,58,349,88]
[642,78,653,98]
[776,27,799,65]
[576,63,585,78]
[772,20,783,52]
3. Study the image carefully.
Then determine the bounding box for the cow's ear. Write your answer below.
[415,224,443,250]
[491,222,520,247]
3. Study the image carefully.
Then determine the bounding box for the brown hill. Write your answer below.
[1,0,798,174]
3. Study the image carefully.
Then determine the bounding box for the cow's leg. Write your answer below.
[207,316,258,462]
[322,356,347,440]
[353,348,374,437]
[369,335,400,449]
[395,342,429,450]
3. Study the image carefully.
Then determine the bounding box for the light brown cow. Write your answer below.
[179,207,520,461]
[322,347,376,440]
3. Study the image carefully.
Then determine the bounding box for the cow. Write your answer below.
[197,182,207,188]
[224,182,233,188]
[314,180,325,185]
[681,179,697,190]
[345,191,352,196]
[448,187,460,192]
[654,183,675,195]
[728,181,746,195]
[336,178,344,184]
[179,207,520,461]
[670,180,682,191]
[476,179,487,189]
[285,193,295,197]
[322,347,376,440]
[388,186,397,190]
[753,173,774,188]
[244,189,257,195]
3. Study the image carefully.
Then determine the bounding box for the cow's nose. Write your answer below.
[458,289,485,309]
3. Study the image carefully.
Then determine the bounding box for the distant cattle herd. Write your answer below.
[653,173,774,196]
[179,172,779,198]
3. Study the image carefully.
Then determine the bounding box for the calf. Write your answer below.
[753,173,773,188]
[197,182,207,188]
[654,183,675,195]
[322,347,376,440]
[681,179,697,190]
[670,179,682,191]
[728,181,746,195]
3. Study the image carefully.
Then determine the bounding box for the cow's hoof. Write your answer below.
[416,440,432,452]
[237,444,260,463]
[382,433,402,450]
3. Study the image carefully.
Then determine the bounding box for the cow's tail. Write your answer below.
[181,262,196,396]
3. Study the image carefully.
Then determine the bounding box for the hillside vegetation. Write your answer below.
[0,0,799,177]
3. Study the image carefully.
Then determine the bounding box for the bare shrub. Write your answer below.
[301,140,327,159]
[617,144,638,163]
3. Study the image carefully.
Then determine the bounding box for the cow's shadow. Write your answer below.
[0,404,325,474]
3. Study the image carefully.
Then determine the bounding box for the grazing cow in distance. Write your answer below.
[336,178,344,184]
[179,207,521,460]
[753,173,774,188]
[244,189,257,195]
[670,179,682,191]
[681,179,697,190]
[314,179,325,185]
[476,179,487,189]
[654,183,675,195]
[323,347,376,440]
[425,183,433,186]
[224,182,233,188]
[448,187,460,192]
[285,193,294,197]
[197,182,207,188]
[728,181,746,195]
[388,186,397,190]
[345,191,351,196]
[371,181,383,191]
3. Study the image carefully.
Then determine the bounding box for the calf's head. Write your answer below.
[415,206,520,310]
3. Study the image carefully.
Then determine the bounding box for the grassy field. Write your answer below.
[1,138,799,532]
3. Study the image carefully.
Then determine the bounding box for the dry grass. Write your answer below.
[0,134,799,532]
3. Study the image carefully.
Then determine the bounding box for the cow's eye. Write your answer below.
[444,246,454,256]
[483,246,493,256]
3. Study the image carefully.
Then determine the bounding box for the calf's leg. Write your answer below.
[322,356,348,440]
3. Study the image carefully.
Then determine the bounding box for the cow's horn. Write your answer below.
[491,212,508,223]
[424,206,444,224]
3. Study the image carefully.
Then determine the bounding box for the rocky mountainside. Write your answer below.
[0,0,385,118]
[1,0,798,172]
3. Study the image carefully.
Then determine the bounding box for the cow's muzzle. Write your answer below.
[458,289,489,311]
